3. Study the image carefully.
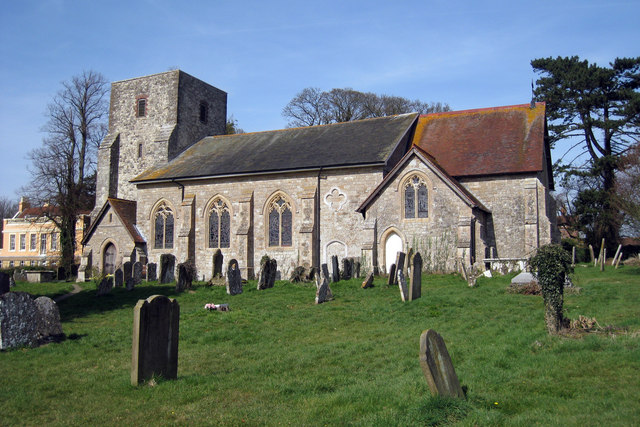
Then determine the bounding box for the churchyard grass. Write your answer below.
[1,265,638,425]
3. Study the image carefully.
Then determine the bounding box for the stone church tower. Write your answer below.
[94,70,227,211]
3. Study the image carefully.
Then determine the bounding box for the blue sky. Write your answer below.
[1,0,638,200]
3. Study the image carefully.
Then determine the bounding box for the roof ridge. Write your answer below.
[420,102,545,118]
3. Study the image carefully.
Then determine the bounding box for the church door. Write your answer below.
[103,243,116,275]
[385,233,403,273]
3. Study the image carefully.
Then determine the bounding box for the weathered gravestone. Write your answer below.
[34,296,63,339]
[97,276,114,296]
[131,295,179,386]
[393,252,406,285]
[361,272,374,289]
[9,276,16,288]
[123,261,133,283]
[147,263,157,282]
[160,254,176,284]
[341,258,354,280]
[114,268,124,288]
[404,248,414,278]
[133,262,143,285]
[331,255,340,283]
[0,292,39,349]
[321,263,331,283]
[409,252,422,301]
[0,272,10,296]
[226,259,242,295]
[398,270,409,302]
[212,249,224,278]
[315,273,333,304]
[176,262,194,292]
[13,269,27,283]
[257,257,277,290]
[419,329,464,398]
[387,263,396,286]
[353,260,361,279]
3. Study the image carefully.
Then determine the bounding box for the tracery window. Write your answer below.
[268,195,292,247]
[154,203,174,249]
[208,198,230,248]
[404,175,429,219]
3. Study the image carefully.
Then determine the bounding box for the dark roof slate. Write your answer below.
[81,198,144,245]
[132,113,418,183]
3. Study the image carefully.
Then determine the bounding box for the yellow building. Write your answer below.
[0,198,88,268]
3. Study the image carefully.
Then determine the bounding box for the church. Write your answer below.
[80,70,558,281]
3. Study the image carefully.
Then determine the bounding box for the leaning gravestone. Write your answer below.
[398,270,409,302]
[175,263,193,292]
[409,252,422,301]
[212,249,224,278]
[361,272,374,289]
[419,329,464,398]
[147,263,157,282]
[341,258,353,280]
[315,275,331,304]
[226,259,242,295]
[34,296,63,339]
[114,268,124,288]
[331,255,340,283]
[321,263,331,283]
[0,272,10,296]
[133,262,143,285]
[160,254,176,284]
[257,256,277,290]
[131,295,179,386]
[394,252,406,285]
[97,276,114,296]
[387,264,396,286]
[0,292,39,349]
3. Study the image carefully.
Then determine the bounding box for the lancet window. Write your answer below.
[268,195,292,247]
[208,198,231,248]
[404,175,429,219]
[154,203,174,249]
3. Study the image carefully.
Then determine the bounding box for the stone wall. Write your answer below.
[84,205,137,272]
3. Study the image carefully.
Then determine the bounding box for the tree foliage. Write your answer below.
[532,56,640,249]
[225,116,244,135]
[616,142,640,235]
[24,71,108,272]
[282,87,449,127]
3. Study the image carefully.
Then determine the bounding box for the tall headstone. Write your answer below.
[409,252,422,301]
[114,268,124,288]
[341,258,353,280]
[160,254,176,284]
[226,259,242,295]
[387,264,396,286]
[331,255,340,283]
[123,262,133,283]
[131,295,179,386]
[257,256,277,290]
[0,292,39,349]
[147,263,157,281]
[133,262,143,285]
[393,252,406,285]
[404,248,414,278]
[176,262,193,292]
[353,260,361,279]
[361,272,374,289]
[34,296,63,339]
[397,270,409,302]
[315,276,330,304]
[97,276,114,296]
[419,329,464,398]
[0,272,10,296]
[321,263,331,283]
[212,249,224,278]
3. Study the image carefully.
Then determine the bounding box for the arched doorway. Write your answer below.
[385,233,403,273]
[103,243,116,275]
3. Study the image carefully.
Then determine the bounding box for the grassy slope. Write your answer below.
[1,265,638,426]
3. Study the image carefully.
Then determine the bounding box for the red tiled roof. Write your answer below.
[412,103,547,177]
[18,206,61,218]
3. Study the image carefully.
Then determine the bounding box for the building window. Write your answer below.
[30,234,36,251]
[136,97,147,117]
[404,175,429,219]
[9,235,15,251]
[199,102,208,123]
[19,234,26,251]
[268,195,292,247]
[154,203,174,249]
[138,143,143,158]
[19,260,24,267]
[30,260,35,266]
[9,261,14,267]
[51,232,58,251]
[40,234,47,254]
[208,198,230,248]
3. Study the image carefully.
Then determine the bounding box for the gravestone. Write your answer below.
[341,258,353,280]
[126,277,135,291]
[419,329,464,398]
[0,292,39,349]
[97,276,114,296]
[361,272,374,289]
[321,263,331,282]
[404,248,414,278]
[257,256,277,290]
[57,266,66,281]
[160,254,176,284]
[131,295,180,386]
[9,276,16,288]
[13,269,27,282]
[397,270,409,302]
[34,296,63,339]
[123,261,133,283]
[226,259,242,295]
[331,255,340,283]
[315,275,331,304]
[353,260,361,279]
[409,252,422,301]
[114,268,124,287]
[387,264,396,286]
[147,263,157,281]
[176,262,193,292]
[0,272,10,296]
[393,252,406,285]
[133,262,143,285]
[212,249,224,278]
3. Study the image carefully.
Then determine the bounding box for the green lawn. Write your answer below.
[1,265,639,426]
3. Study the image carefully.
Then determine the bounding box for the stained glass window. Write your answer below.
[154,204,174,249]
[268,195,293,247]
[404,175,428,219]
[208,198,230,248]
[404,184,415,219]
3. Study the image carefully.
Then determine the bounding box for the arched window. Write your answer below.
[404,175,429,219]
[208,198,230,248]
[268,195,292,247]
[154,203,174,249]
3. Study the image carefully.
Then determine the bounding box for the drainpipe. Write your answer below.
[172,179,185,200]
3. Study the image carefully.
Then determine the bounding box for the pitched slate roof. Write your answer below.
[132,113,418,183]
[412,103,548,178]
[81,198,145,245]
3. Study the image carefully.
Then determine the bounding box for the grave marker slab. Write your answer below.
[176,262,193,292]
[394,252,406,285]
[133,262,143,285]
[0,272,10,296]
[34,296,63,339]
[361,272,374,289]
[398,270,409,302]
[226,259,242,295]
[212,249,224,278]
[97,276,114,296]
[257,256,277,290]
[160,254,176,284]
[114,268,124,287]
[387,264,396,286]
[147,263,157,281]
[419,329,464,398]
[331,255,340,283]
[409,252,422,301]
[123,261,133,283]
[0,292,39,349]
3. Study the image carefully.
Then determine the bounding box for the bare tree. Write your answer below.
[0,196,19,250]
[23,71,108,273]
[283,87,449,127]
[616,142,640,235]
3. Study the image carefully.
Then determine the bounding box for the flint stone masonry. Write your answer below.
[35,296,63,339]
[131,295,180,386]
[147,263,157,281]
[419,329,464,398]
[0,292,39,349]
[226,259,242,295]
[160,254,176,284]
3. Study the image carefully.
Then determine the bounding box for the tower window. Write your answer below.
[138,143,143,158]
[136,98,147,117]
[199,102,208,123]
